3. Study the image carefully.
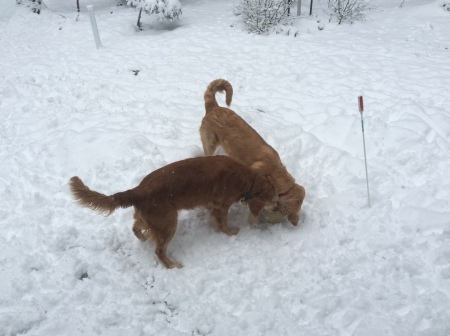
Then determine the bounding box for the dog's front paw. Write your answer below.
[228,227,240,236]
[169,261,184,269]
[248,214,258,227]
[221,226,240,236]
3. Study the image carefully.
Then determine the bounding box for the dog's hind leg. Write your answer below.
[211,208,239,236]
[132,209,151,241]
[148,209,183,269]
[200,126,218,156]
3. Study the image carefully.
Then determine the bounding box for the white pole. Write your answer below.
[358,96,371,207]
[87,5,102,49]
[297,0,301,16]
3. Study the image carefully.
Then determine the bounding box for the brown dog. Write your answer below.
[69,156,277,268]
[200,79,305,225]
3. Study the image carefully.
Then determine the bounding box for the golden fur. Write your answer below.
[200,79,305,225]
[69,156,277,268]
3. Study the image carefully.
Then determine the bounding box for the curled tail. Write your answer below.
[69,176,137,216]
[204,79,233,114]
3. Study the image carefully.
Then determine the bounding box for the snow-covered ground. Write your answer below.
[1,0,449,334]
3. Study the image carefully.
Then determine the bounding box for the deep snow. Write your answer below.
[1,0,449,335]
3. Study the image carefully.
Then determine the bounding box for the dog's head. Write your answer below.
[247,175,278,217]
[279,184,305,226]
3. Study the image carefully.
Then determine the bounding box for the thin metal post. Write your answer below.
[358,96,371,207]
[87,5,102,49]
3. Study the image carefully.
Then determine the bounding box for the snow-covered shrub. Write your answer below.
[441,2,450,11]
[128,0,182,22]
[16,0,42,14]
[234,0,291,34]
[327,0,369,24]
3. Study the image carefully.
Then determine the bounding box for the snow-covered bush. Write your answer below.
[234,0,291,34]
[327,0,369,24]
[16,0,42,14]
[441,2,450,11]
[128,0,182,22]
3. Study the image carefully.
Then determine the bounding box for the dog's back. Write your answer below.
[201,79,282,174]
[70,156,274,215]
[134,156,260,209]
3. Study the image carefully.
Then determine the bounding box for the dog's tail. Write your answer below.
[204,79,233,114]
[69,176,138,216]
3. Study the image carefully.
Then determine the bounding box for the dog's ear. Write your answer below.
[287,212,299,226]
[280,198,301,226]
[283,185,305,226]
[248,199,265,217]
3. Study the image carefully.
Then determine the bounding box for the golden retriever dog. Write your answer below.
[69,156,277,269]
[200,79,305,226]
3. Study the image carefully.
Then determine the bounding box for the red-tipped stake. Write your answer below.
[358,96,371,207]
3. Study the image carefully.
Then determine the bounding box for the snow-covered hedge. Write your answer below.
[234,0,291,34]
[327,0,369,24]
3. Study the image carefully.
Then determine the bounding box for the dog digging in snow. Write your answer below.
[200,79,305,225]
[69,156,277,268]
